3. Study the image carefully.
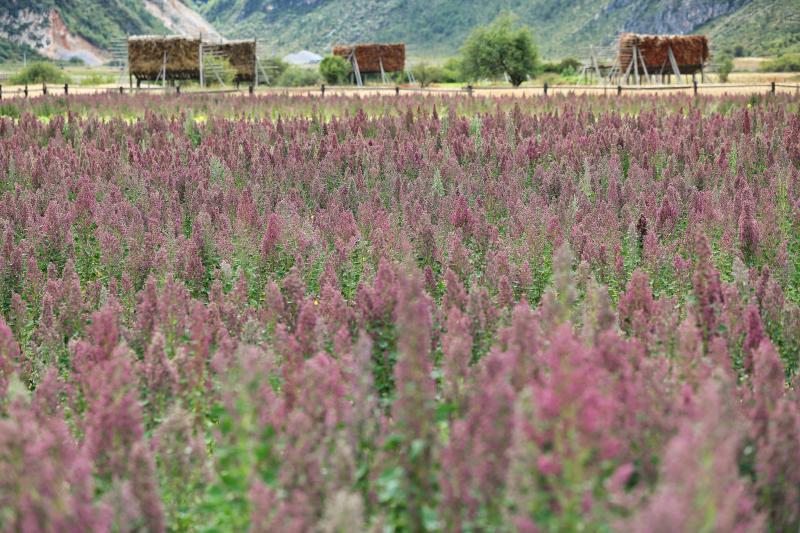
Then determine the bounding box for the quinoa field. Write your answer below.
[1,92,800,532]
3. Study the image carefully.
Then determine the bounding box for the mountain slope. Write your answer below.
[698,0,800,56]
[0,0,167,63]
[190,0,799,59]
[1,0,797,64]
[0,0,220,64]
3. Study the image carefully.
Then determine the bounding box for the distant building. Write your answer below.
[282,50,323,65]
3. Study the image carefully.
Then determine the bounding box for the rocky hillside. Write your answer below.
[0,0,218,64]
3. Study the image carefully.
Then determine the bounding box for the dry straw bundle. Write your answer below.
[128,36,201,80]
[619,33,709,74]
[206,40,256,82]
[332,43,405,73]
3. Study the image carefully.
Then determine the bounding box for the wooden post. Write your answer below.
[395,86,399,96]
[617,84,622,96]
[119,86,124,94]
[249,84,254,95]
[253,39,258,87]
[667,47,683,84]
[64,83,68,95]
[466,84,473,97]
[176,85,181,95]
[693,79,698,96]
[199,42,204,89]
[24,85,28,98]
[42,83,47,95]
[0,85,3,100]
[543,81,548,96]
[771,81,776,95]
[321,84,325,96]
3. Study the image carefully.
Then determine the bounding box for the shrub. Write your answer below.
[461,13,539,86]
[557,57,582,74]
[540,61,561,73]
[276,66,321,87]
[319,55,351,85]
[759,54,800,72]
[718,55,734,83]
[411,63,445,87]
[10,62,70,85]
[441,57,464,82]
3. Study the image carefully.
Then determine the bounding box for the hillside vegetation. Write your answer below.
[188,0,800,59]
[0,39,42,63]
[698,0,800,57]
[1,0,798,63]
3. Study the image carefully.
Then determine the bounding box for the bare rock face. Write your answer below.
[0,0,223,64]
[0,8,107,65]
[143,0,223,41]
[605,0,750,35]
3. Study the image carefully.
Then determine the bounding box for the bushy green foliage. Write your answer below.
[440,57,464,82]
[759,53,800,72]
[319,55,350,85]
[10,62,70,85]
[0,38,43,62]
[717,55,734,83]
[276,66,321,87]
[411,63,445,87]
[461,13,538,86]
[541,57,582,75]
[408,59,470,86]
[203,55,237,86]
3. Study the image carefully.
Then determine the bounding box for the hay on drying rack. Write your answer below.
[618,33,709,75]
[332,43,405,73]
[205,40,256,82]
[128,35,201,81]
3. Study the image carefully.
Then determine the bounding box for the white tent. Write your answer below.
[282,50,323,65]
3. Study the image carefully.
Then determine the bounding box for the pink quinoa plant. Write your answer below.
[0,91,797,530]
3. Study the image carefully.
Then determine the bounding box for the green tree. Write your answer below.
[11,62,70,85]
[319,55,351,84]
[718,55,734,83]
[411,63,444,87]
[461,13,538,86]
[441,57,464,82]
